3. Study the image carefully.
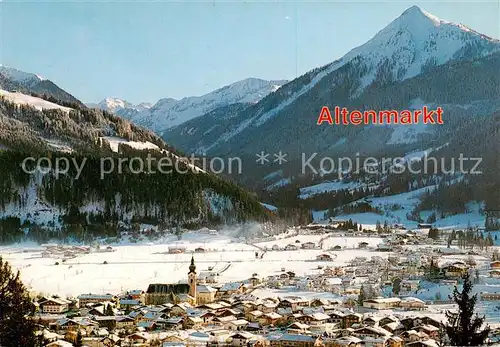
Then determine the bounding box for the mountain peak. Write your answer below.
[400,5,442,24]
[388,5,447,34]
[0,65,45,84]
[325,5,500,92]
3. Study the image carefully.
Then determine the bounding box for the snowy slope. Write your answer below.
[129,78,287,132]
[0,89,72,113]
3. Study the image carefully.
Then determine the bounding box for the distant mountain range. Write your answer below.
[87,78,288,134]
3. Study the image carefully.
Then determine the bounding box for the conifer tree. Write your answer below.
[75,330,83,347]
[445,271,490,346]
[0,257,37,347]
[105,303,114,316]
[392,277,401,295]
[357,284,366,306]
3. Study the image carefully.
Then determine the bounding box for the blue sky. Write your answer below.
[2,1,499,104]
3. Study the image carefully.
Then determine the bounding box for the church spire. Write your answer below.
[189,255,196,273]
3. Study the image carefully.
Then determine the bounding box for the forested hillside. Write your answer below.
[0,95,270,244]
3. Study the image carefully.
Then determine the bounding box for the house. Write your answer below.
[126,332,150,344]
[378,316,398,327]
[363,298,401,310]
[417,224,432,229]
[400,297,426,310]
[362,316,380,327]
[354,326,391,339]
[316,254,333,261]
[246,310,264,322]
[490,269,500,278]
[170,302,193,316]
[218,282,244,297]
[115,316,134,329]
[160,317,184,330]
[481,292,500,301]
[302,312,330,326]
[323,336,362,347]
[198,271,219,284]
[40,298,70,314]
[100,334,122,346]
[285,244,299,251]
[302,242,316,249]
[287,322,311,334]
[127,289,144,301]
[386,336,404,347]
[310,298,330,307]
[230,332,255,346]
[197,284,217,304]
[269,333,321,347]
[358,242,369,249]
[442,262,468,278]
[491,260,500,269]
[382,322,405,335]
[119,299,141,309]
[343,313,362,328]
[94,316,117,330]
[406,340,440,347]
[183,316,203,329]
[78,294,115,306]
[261,312,282,326]
[400,280,420,293]
[417,325,440,339]
[400,330,429,343]
[228,319,249,331]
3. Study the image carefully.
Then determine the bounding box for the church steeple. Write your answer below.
[188,255,197,303]
[189,255,196,274]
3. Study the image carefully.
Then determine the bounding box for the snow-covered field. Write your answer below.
[0,232,387,297]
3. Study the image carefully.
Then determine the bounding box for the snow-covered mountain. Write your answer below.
[163,5,500,221]
[0,65,83,105]
[0,65,45,85]
[87,97,152,119]
[119,78,287,133]
[165,5,500,157]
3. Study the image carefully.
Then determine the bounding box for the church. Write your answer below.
[145,256,217,305]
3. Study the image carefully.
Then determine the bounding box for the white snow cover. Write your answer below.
[260,202,278,211]
[100,136,160,153]
[0,65,45,84]
[87,98,152,114]
[100,136,207,173]
[0,89,73,113]
[0,233,388,296]
[266,178,292,191]
[127,78,287,132]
